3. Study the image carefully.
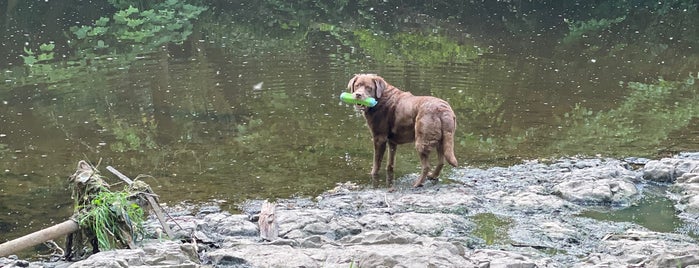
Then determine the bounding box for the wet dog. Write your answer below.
[346,74,458,188]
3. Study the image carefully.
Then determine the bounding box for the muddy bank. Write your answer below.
[3,154,699,267]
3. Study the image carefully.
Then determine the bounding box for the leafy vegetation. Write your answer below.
[78,190,145,250]
[70,1,207,56]
[20,43,56,66]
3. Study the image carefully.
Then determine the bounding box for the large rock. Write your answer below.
[553,178,638,204]
[643,158,699,182]
[69,240,200,268]
[206,230,472,267]
[11,154,699,268]
[468,249,540,268]
[576,229,699,267]
[206,245,318,268]
[553,162,639,204]
[671,172,699,217]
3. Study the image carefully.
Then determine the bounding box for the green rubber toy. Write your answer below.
[340,92,378,107]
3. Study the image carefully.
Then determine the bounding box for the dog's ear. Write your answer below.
[374,76,386,98]
[347,74,358,92]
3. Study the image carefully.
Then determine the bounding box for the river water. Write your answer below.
[1,2,698,253]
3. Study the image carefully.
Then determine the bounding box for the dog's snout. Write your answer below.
[354,92,363,99]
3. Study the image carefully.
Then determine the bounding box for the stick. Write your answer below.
[106,166,174,239]
[0,220,79,257]
[106,166,133,185]
[258,201,279,241]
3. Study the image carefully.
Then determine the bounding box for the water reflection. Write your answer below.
[578,185,684,234]
[1,30,698,247]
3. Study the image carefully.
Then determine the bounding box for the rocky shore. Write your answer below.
[3,153,699,267]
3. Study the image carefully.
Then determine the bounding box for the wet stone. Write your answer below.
[10,154,699,267]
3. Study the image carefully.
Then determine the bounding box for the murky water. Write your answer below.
[1,2,698,253]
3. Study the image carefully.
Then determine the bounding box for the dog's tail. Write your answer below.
[442,115,458,167]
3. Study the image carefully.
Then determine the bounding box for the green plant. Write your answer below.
[20,43,55,66]
[70,1,207,55]
[78,190,145,250]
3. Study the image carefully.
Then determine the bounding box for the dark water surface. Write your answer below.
[1,3,699,252]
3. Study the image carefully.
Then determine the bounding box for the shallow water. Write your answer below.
[578,185,684,233]
[1,3,698,252]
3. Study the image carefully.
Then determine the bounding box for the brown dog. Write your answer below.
[347,74,458,188]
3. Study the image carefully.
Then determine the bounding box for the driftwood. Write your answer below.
[258,201,279,241]
[0,160,173,258]
[0,220,79,257]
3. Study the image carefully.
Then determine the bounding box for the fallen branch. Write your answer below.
[0,220,79,257]
[0,160,169,258]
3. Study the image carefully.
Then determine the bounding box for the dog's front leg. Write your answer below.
[386,142,397,186]
[371,138,387,186]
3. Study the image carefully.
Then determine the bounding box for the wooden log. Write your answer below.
[258,201,279,241]
[0,220,79,257]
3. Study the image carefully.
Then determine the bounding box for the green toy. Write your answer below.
[340,92,378,107]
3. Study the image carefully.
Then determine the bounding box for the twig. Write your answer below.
[106,166,133,184]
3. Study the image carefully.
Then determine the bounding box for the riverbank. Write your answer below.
[3,153,699,267]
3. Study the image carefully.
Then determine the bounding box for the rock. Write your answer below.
[68,240,200,268]
[671,171,699,218]
[646,250,699,267]
[206,245,317,268]
[277,209,334,237]
[682,195,699,215]
[12,154,699,268]
[393,189,478,213]
[202,213,259,237]
[339,230,417,245]
[554,178,638,204]
[349,243,472,267]
[500,190,577,212]
[678,152,699,159]
[392,212,473,236]
[552,162,640,204]
[643,158,699,182]
[68,249,144,268]
[469,249,539,268]
[579,229,699,267]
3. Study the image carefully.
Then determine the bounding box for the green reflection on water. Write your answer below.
[578,187,682,233]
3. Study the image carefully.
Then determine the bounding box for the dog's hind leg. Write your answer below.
[413,150,432,187]
[428,144,445,181]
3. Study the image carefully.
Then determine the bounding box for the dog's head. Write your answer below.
[347,74,387,102]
